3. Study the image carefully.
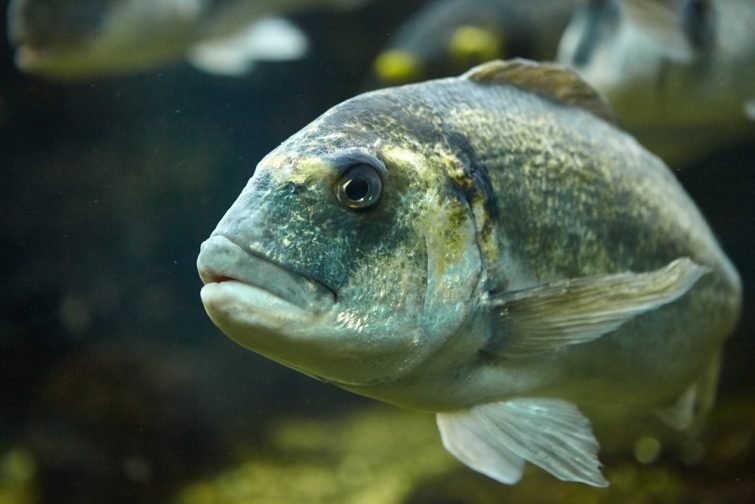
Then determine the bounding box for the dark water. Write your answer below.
[0,2,753,503]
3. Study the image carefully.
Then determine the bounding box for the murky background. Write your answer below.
[1,1,753,503]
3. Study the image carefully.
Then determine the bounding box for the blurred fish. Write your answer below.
[196,59,741,487]
[558,0,755,164]
[7,0,369,79]
[369,0,576,87]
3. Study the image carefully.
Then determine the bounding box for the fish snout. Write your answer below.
[197,235,335,313]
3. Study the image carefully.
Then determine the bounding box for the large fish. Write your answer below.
[557,0,755,164]
[7,0,368,79]
[196,59,741,486]
[370,0,576,86]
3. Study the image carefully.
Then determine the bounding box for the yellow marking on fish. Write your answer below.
[265,155,333,186]
[439,151,500,282]
[380,145,428,174]
[373,50,423,83]
[413,152,477,279]
[449,25,502,63]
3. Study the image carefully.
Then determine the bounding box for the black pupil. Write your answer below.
[345,177,370,201]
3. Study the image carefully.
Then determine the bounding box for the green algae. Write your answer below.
[0,448,39,504]
[176,406,454,504]
[174,387,755,504]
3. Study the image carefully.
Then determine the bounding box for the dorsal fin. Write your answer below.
[462,59,618,125]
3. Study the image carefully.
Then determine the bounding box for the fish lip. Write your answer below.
[197,234,335,313]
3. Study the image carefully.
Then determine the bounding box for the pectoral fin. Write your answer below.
[486,258,708,357]
[437,398,608,487]
[188,17,308,76]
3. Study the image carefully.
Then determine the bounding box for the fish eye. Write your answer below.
[335,163,382,210]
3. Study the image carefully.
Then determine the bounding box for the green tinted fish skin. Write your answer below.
[197,59,741,486]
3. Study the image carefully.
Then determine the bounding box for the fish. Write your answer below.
[196,59,742,486]
[6,0,369,80]
[557,0,755,165]
[369,0,576,86]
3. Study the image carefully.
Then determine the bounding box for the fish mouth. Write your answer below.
[197,234,335,314]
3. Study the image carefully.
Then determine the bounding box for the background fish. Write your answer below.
[196,59,741,487]
[368,0,576,87]
[6,0,369,79]
[557,0,755,165]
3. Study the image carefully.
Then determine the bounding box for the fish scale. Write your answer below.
[197,59,741,487]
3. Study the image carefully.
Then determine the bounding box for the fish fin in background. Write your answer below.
[484,258,709,358]
[621,0,712,61]
[437,398,608,487]
[745,99,755,121]
[187,17,308,76]
[462,58,618,125]
[656,351,721,431]
[557,0,613,68]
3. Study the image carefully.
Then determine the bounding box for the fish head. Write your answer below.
[7,0,199,79]
[197,89,485,387]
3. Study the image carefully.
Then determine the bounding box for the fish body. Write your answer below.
[558,0,755,164]
[370,0,576,86]
[197,59,741,486]
[7,0,366,79]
